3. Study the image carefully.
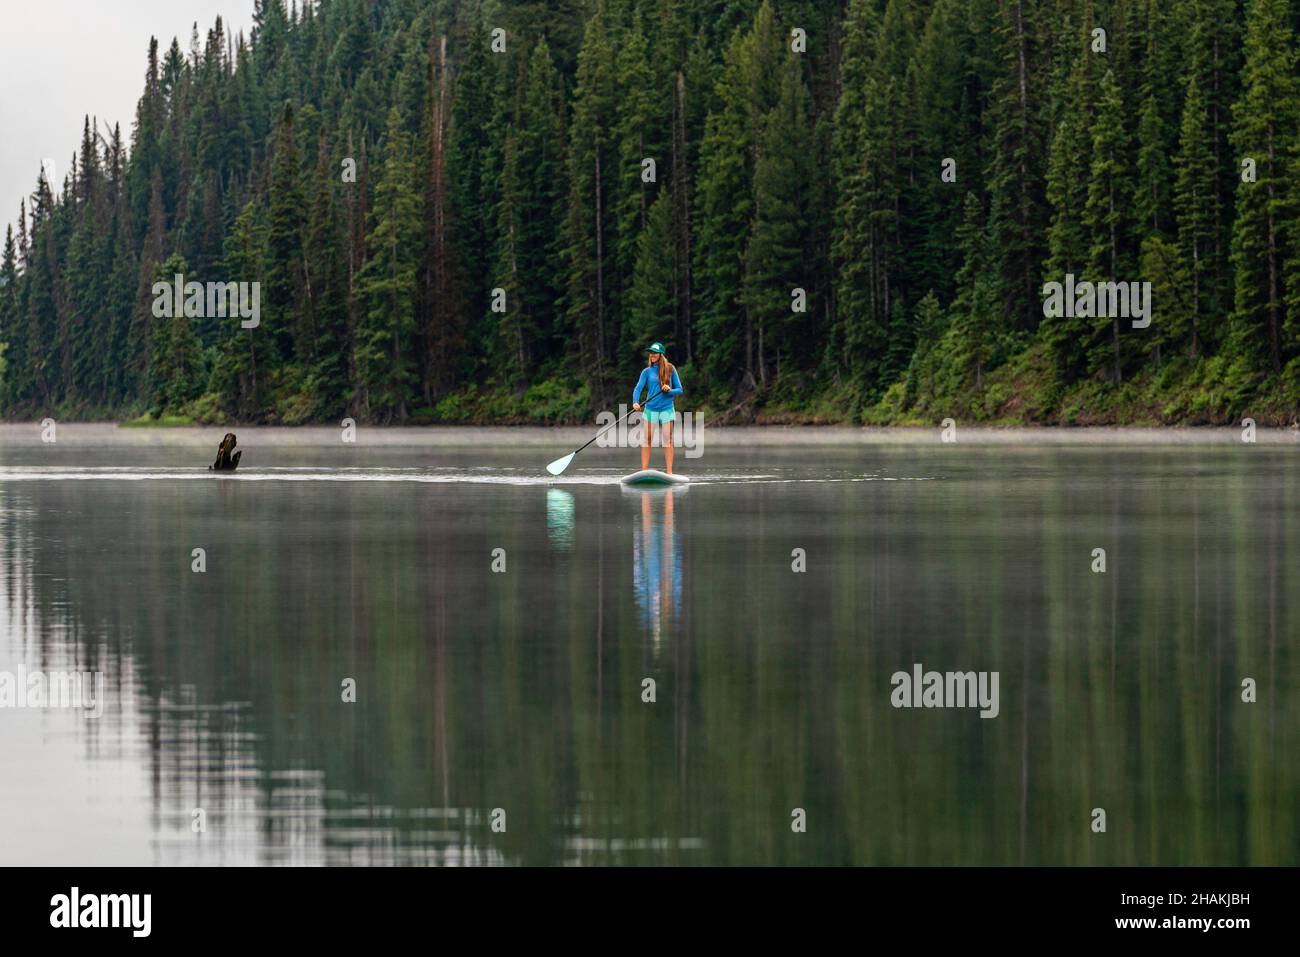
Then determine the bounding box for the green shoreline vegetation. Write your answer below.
[2,0,1299,429]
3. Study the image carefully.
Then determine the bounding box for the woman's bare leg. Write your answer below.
[663,421,675,473]
[641,416,652,470]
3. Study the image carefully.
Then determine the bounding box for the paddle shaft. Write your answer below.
[557,389,668,471]
[572,385,670,456]
[573,406,639,456]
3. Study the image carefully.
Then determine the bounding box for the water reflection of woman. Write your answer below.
[632,489,683,656]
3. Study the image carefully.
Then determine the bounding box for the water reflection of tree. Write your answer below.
[0,448,1295,865]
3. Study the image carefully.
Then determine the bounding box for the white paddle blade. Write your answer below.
[546,452,576,476]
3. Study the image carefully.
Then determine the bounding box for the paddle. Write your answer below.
[546,402,651,476]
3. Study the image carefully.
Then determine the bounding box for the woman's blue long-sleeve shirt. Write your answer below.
[632,366,683,412]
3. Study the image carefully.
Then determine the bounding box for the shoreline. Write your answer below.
[1,422,1297,447]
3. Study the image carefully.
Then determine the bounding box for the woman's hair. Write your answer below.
[648,351,674,390]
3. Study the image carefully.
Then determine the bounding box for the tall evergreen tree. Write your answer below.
[212,199,267,418]
[492,38,565,383]
[0,226,17,403]
[625,190,676,355]
[355,106,421,420]
[694,26,755,392]
[563,8,619,398]
[1174,75,1215,358]
[744,52,812,387]
[302,130,351,418]
[1229,0,1299,373]
[830,0,880,395]
[264,102,307,372]
[1084,69,1134,385]
[985,0,1048,334]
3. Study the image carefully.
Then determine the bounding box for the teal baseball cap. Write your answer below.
[646,342,666,354]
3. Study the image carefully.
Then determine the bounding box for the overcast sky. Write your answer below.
[0,0,256,237]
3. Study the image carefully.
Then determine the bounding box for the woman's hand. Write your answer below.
[632,402,641,412]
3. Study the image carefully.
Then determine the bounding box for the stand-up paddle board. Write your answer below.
[621,469,689,487]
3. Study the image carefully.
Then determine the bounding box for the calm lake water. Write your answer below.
[0,426,1295,865]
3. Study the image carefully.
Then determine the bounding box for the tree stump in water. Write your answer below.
[209,433,242,472]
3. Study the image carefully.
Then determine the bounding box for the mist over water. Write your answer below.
[0,428,1294,865]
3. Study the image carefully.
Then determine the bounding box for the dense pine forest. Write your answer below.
[1,0,1299,425]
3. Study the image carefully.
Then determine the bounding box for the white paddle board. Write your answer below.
[620,469,689,487]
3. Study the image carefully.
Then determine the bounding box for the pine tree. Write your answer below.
[563,8,619,398]
[302,130,351,418]
[613,13,667,329]
[127,38,166,245]
[830,0,879,394]
[744,52,812,387]
[865,0,921,371]
[447,17,495,351]
[901,290,946,409]
[420,31,463,405]
[985,0,1048,335]
[492,38,565,383]
[907,0,981,307]
[264,101,307,376]
[105,184,138,407]
[1043,6,1100,283]
[693,26,754,392]
[495,127,526,375]
[1139,233,1192,368]
[355,106,421,421]
[1229,0,1299,373]
[625,190,676,356]
[147,253,205,414]
[211,198,267,419]
[1133,0,1177,241]
[1174,75,1215,358]
[0,226,17,403]
[1182,0,1244,341]
[23,171,60,409]
[947,191,997,396]
[1084,69,1134,386]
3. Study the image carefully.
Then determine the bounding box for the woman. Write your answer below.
[631,342,684,473]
